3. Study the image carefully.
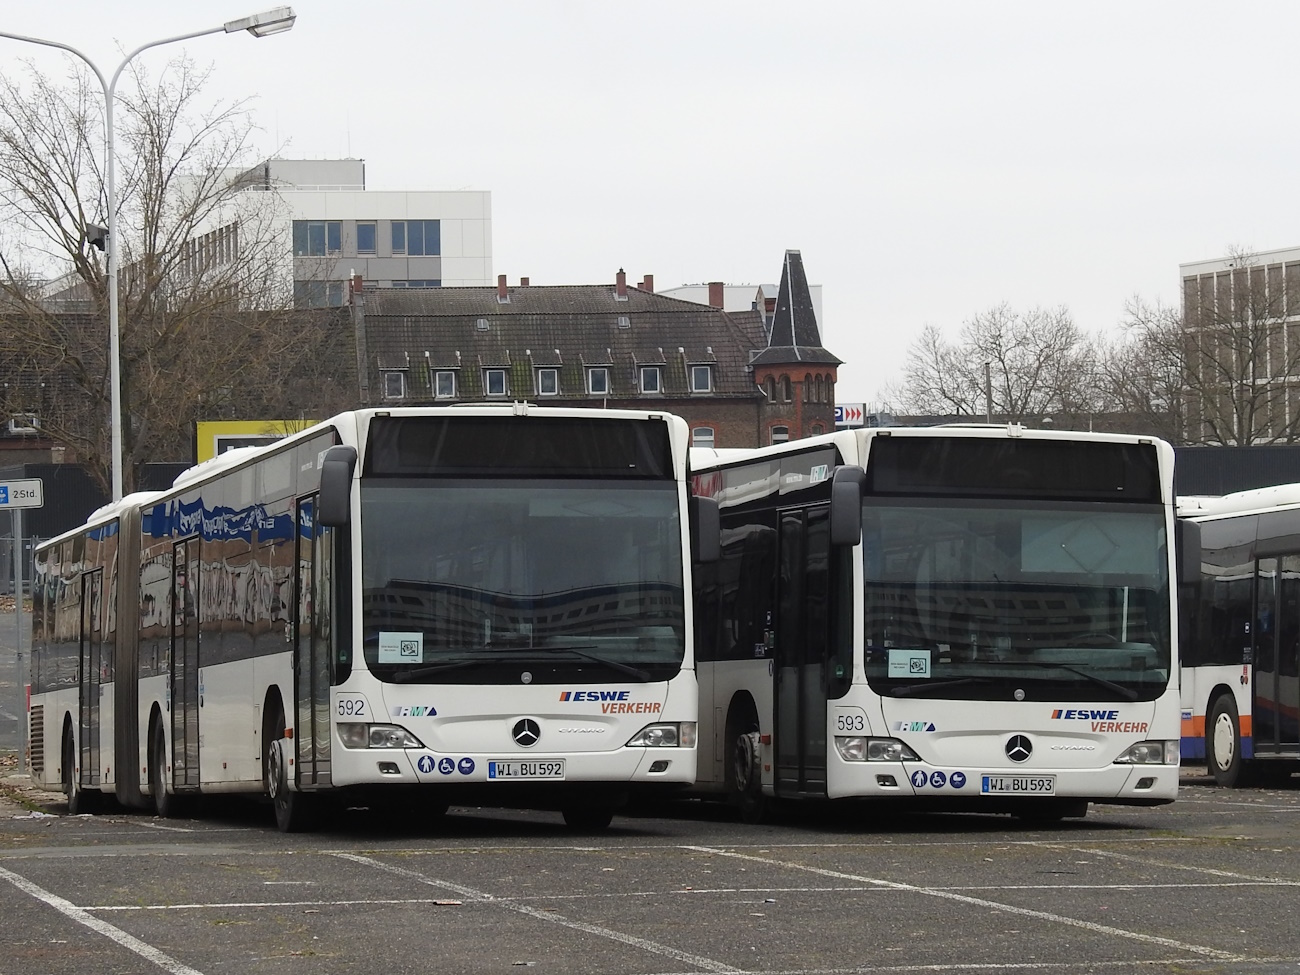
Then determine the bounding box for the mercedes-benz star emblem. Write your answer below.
[1005,735,1032,763]
[512,718,541,748]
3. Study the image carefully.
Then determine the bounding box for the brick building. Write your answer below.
[349,250,839,448]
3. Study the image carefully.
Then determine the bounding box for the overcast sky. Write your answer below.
[8,1,1300,406]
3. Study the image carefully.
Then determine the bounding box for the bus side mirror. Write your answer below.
[830,466,866,547]
[691,495,720,564]
[319,445,357,527]
[1175,518,1201,585]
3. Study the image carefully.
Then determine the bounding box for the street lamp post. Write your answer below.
[0,8,296,501]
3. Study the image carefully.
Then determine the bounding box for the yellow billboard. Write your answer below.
[195,420,318,464]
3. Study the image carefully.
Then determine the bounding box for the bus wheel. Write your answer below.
[732,730,766,824]
[1207,694,1245,788]
[1014,799,1088,823]
[265,715,318,833]
[562,806,615,832]
[62,730,97,815]
[151,724,182,819]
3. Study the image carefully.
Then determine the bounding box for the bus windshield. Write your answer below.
[360,479,685,683]
[861,499,1171,701]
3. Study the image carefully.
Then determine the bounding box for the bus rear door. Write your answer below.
[77,570,103,789]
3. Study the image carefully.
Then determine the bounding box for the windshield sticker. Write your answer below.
[378,631,423,664]
[810,464,829,484]
[888,648,931,678]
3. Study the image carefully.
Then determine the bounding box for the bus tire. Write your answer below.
[1014,799,1088,822]
[62,727,98,815]
[733,730,766,824]
[151,724,182,819]
[1206,693,1246,788]
[561,806,615,832]
[265,712,318,833]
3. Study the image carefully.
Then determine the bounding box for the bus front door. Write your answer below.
[294,497,332,787]
[78,570,103,789]
[773,506,830,798]
[1263,555,1300,753]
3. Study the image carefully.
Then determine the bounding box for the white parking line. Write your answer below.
[1051,844,1300,883]
[0,863,206,975]
[332,852,746,974]
[78,877,1298,914]
[685,846,1245,963]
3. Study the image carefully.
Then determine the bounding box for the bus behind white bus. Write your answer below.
[1178,484,1300,786]
[690,425,1185,822]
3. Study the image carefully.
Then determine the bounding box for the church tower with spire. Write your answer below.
[750,250,841,443]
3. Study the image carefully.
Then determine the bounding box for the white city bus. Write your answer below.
[690,424,1187,822]
[29,405,711,831]
[1177,485,1300,786]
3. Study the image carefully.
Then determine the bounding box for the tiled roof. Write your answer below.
[364,284,709,317]
[359,284,766,402]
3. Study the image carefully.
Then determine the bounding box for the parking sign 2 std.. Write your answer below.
[0,478,43,509]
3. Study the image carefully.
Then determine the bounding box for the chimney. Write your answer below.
[349,273,363,300]
[497,274,508,303]
[616,268,627,299]
[520,276,529,287]
[641,274,654,293]
[708,281,724,309]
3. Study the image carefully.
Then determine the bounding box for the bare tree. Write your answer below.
[1106,248,1300,446]
[0,57,354,492]
[892,304,1099,424]
[1097,297,1188,444]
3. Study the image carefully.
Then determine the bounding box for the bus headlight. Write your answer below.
[627,722,696,747]
[1114,740,1179,765]
[337,723,425,749]
[835,737,920,762]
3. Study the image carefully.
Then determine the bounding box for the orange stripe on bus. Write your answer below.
[1181,712,1251,738]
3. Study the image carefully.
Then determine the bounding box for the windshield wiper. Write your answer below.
[1018,661,1141,701]
[393,646,652,683]
[543,645,651,682]
[889,677,996,698]
[391,657,494,682]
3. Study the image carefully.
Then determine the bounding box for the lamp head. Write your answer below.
[224,6,296,37]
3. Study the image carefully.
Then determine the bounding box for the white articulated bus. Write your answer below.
[29,405,711,831]
[1177,485,1300,786]
[689,424,1187,822]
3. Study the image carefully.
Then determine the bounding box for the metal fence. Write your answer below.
[0,524,43,597]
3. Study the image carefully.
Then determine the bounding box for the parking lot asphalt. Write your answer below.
[1,763,1297,975]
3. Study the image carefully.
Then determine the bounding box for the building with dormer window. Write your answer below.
[350,251,839,448]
